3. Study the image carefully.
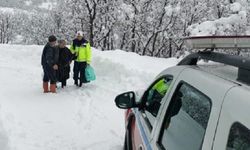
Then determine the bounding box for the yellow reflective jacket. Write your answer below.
[153,79,169,96]
[70,39,92,63]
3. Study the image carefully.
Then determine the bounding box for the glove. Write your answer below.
[81,43,87,47]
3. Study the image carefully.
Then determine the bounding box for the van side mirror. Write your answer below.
[115,91,136,109]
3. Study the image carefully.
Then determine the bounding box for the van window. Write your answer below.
[226,122,250,150]
[159,83,212,150]
[142,76,173,130]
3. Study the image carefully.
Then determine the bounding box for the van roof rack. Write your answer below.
[179,36,250,84]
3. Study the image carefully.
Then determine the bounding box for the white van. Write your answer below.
[115,36,250,150]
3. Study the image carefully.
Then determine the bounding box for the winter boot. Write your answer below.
[62,80,66,88]
[61,81,66,88]
[74,80,78,86]
[50,84,57,93]
[79,82,82,87]
[43,82,49,93]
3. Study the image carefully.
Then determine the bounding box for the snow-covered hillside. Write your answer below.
[188,1,249,36]
[0,45,178,150]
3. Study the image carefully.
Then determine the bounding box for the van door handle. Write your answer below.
[138,144,144,150]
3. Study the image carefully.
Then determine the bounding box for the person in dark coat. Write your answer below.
[41,35,59,93]
[57,40,73,88]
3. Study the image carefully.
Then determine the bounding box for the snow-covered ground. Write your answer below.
[0,45,178,150]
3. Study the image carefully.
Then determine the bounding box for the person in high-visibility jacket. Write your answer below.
[146,78,171,116]
[148,79,170,101]
[70,31,92,87]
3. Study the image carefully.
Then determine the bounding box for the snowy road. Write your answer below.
[0,45,178,150]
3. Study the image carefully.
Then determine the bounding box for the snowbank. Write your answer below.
[92,49,178,75]
[0,45,178,150]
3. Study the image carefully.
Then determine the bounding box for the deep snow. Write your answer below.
[188,1,248,36]
[0,45,178,150]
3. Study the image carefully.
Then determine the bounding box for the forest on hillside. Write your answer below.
[0,0,249,57]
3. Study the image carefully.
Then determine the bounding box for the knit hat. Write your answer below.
[76,31,84,37]
[48,35,57,42]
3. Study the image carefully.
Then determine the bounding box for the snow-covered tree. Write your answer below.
[0,10,18,44]
[1,0,250,57]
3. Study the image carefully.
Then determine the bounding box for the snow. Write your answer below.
[188,12,247,36]
[0,7,15,14]
[25,0,32,6]
[38,2,56,10]
[0,7,29,14]
[230,2,242,12]
[12,36,24,44]
[0,45,178,150]
[188,21,217,36]
[119,4,135,19]
[188,1,247,36]
[165,4,181,16]
[165,5,174,16]
[94,50,178,75]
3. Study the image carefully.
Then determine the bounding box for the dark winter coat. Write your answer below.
[57,47,73,82]
[41,43,59,83]
[72,38,88,50]
[41,43,59,67]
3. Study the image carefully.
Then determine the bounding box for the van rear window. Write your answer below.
[227,122,250,150]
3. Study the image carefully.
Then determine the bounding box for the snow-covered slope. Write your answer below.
[188,1,248,36]
[0,45,178,150]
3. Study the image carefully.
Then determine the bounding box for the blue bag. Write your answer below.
[85,65,96,81]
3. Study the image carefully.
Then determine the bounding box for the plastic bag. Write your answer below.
[85,65,96,81]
